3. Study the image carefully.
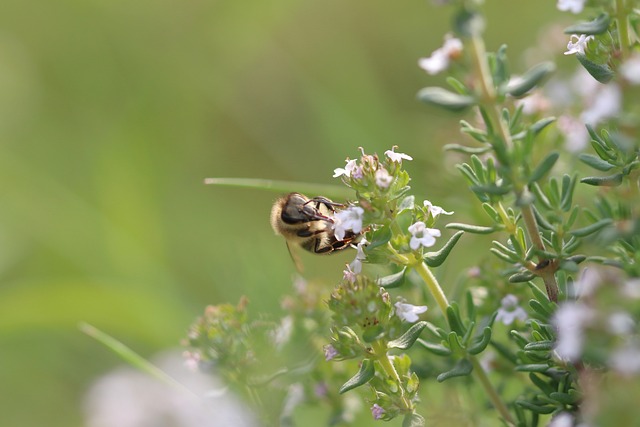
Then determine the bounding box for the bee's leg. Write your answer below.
[301,204,334,222]
[313,238,335,254]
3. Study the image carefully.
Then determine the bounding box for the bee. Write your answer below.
[270,192,359,270]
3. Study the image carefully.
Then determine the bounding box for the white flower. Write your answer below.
[333,206,364,241]
[607,311,635,335]
[408,221,441,250]
[384,146,413,162]
[621,54,640,85]
[375,168,393,188]
[394,299,428,323]
[348,238,368,274]
[564,34,594,55]
[424,200,454,217]
[515,92,551,116]
[183,350,201,372]
[333,159,358,178]
[418,35,463,75]
[548,412,575,427]
[553,302,596,362]
[557,0,585,13]
[495,294,528,325]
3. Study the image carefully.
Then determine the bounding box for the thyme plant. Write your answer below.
[187,0,640,425]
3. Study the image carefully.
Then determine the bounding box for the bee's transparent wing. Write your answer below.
[286,241,305,273]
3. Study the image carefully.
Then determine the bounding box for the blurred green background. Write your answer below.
[0,0,559,425]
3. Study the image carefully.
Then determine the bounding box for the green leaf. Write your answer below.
[580,173,624,186]
[398,195,415,212]
[80,323,195,395]
[417,87,476,112]
[524,340,554,351]
[436,359,473,382]
[529,152,559,183]
[569,218,613,237]
[470,184,512,195]
[388,321,427,350]
[468,327,493,355]
[529,299,553,318]
[424,231,464,267]
[576,54,614,84]
[564,13,611,35]
[368,225,392,251]
[446,223,497,234]
[578,153,616,171]
[417,338,453,356]
[515,399,555,414]
[550,391,579,405]
[509,270,536,283]
[403,413,426,427]
[446,305,466,336]
[339,359,375,394]
[515,364,550,373]
[444,143,491,154]
[506,62,556,97]
[376,268,406,289]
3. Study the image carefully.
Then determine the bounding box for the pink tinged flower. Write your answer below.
[621,54,640,85]
[333,159,358,178]
[418,35,463,75]
[408,221,441,250]
[553,302,595,362]
[495,294,528,325]
[333,206,364,241]
[343,263,357,283]
[370,403,385,420]
[182,350,201,372]
[324,344,338,361]
[548,412,574,427]
[556,0,585,13]
[557,115,590,153]
[384,146,413,163]
[394,300,428,323]
[564,34,594,55]
[374,168,393,188]
[423,200,453,216]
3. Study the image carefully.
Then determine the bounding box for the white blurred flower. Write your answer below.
[424,200,454,217]
[333,206,364,241]
[418,35,463,75]
[557,115,590,152]
[548,412,575,427]
[271,315,294,348]
[564,34,593,55]
[394,299,428,323]
[607,311,635,335]
[515,91,551,115]
[408,221,441,250]
[621,54,640,85]
[84,352,258,427]
[553,302,596,362]
[557,0,585,14]
[333,159,358,178]
[495,294,528,325]
[343,263,357,283]
[183,351,201,372]
[385,146,413,162]
[580,83,621,126]
[622,278,640,299]
[375,167,393,188]
[609,343,640,376]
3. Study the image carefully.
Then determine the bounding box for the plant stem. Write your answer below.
[414,261,515,425]
[615,0,631,59]
[469,32,559,302]
[469,356,516,426]
[372,340,413,410]
[414,261,449,315]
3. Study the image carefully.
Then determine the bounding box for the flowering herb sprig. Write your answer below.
[185,0,640,425]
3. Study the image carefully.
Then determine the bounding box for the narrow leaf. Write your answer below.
[468,327,493,355]
[529,152,559,183]
[388,321,428,350]
[424,231,464,267]
[580,173,624,186]
[578,153,616,171]
[576,54,614,84]
[564,13,611,35]
[446,223,497,234]
[376,268,406,289]
[339,359,375,394]
[417,338,453,356]
[506,62,556,97]
[417,87,476,112]
[436,359,473,382]
[569,218,613,237]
